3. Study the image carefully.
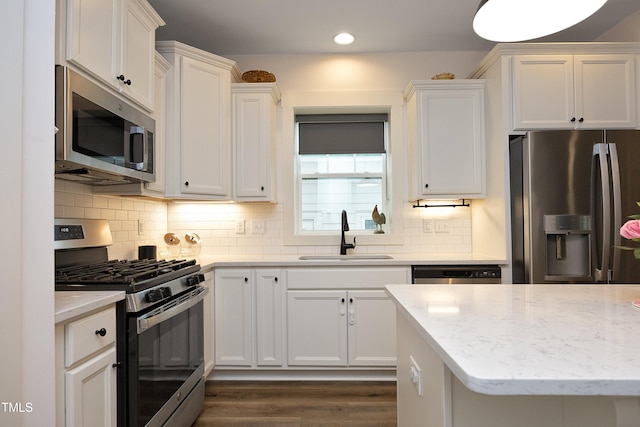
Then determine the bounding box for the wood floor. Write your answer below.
[193,380,397,426]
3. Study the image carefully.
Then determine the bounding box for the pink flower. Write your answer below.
[620,219,640,240]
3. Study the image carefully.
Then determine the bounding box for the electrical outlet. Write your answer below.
[409,356,422,396]
[435,219,451,234]
[236,220,246,234]
[423,218,434,233]
[138,219,145,236]
[252,220,265,235]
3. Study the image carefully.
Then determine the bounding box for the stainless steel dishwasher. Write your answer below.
[411,265,501,284]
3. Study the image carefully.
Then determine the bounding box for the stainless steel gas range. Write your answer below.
[54,218,207,427]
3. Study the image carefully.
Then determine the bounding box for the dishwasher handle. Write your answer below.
[412,265,501,284]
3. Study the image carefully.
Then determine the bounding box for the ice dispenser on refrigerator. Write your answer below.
[544,215,591,281]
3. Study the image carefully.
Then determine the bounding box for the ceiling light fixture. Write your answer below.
[472,0,608,42]
[333,32,355,46]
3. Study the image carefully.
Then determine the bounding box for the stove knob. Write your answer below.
[186,275,203,286]
[145,289,159,303]
[159,287,172,298]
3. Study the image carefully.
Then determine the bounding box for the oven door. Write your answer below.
[127,286,208,427]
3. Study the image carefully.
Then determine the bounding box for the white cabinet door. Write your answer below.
[406,81,486,200]
[178,56,231,198]
[574,55,636,129]
[287,290,348,366]
[214,269,253,366]
[121,0,158,110]
[65,347,117,427]
[511,54,636,130]
[255,269,283,366]
[512,55,575,130]
[64,0,163,111]
[65,0,120,89]
[232,84,279,202]
[347,290,396,366]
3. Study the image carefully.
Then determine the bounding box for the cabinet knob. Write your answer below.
[95,328,107,337]
[184,181,189,187]
[570,117,576,122]
[274,277,278,282]
[261,186,265,191]
[349,298,353,304]
[341,298,346,303]
[244,277,248,282]
[424,184,429,189]
[116,74,132,85]
[112,362,121,369]
[578,117,584,123]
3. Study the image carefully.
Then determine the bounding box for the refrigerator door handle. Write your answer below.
[592,143,611,282]
[608,143,622,282]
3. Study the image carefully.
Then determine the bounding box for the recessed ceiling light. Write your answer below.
[334,32,355,45]
[473,0,608,42]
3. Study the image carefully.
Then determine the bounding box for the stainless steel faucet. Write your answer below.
[340,210,356,255]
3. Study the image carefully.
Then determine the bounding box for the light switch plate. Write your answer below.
[236,220,246,234]
[252,220,265,235]
[423,219,434,233]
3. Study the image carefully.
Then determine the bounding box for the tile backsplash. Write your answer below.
[55,181,472,259]
[167,201,472,257]
[55,180,168,260]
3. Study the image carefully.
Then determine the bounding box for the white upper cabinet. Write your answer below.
[62,0,164,111]
[512,54,636,130]
[405,80,486,200]
[158,41,240,200]
[232,83,280,202]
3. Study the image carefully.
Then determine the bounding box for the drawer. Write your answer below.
[286,267,410,290]
[65,307,116,367]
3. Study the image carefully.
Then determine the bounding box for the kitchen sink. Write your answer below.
[298,255,394,261]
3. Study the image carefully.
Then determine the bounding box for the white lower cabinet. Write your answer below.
[65,347,117,427]
[286,266,408,368]
[56,306,118,427]
[287,289,396,367]
[214,266,407,372]
[214,268,283,368]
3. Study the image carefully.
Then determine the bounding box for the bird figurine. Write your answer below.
[372,205,386,234]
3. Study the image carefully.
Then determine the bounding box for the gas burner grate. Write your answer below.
[56,259,197,285]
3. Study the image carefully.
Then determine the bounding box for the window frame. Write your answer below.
[281,91,404,248]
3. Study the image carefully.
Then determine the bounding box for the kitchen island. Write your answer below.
[385,284,640,427]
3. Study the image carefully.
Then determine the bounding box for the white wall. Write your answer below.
[1,0,55,425]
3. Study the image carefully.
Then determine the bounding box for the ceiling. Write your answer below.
[149,0,640,56]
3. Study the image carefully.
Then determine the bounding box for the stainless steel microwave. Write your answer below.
[55,66,155,184]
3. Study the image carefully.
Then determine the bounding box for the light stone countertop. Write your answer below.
[385,284,640,396]
[55,291,125,324]
[195,253,507,270]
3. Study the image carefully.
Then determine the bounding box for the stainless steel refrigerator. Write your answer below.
[510,130,640,284]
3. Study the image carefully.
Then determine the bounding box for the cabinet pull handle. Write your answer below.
[95,328,107,337]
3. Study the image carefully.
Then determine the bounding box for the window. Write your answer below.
[296,114,388,233]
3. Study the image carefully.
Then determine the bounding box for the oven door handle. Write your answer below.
[137,287,209,334]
